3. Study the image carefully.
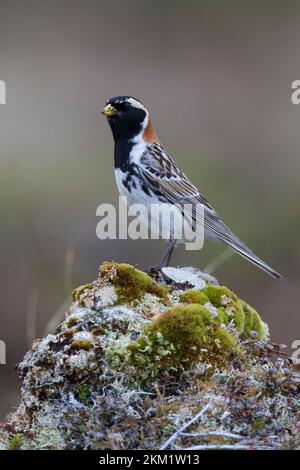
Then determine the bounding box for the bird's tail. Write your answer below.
[224,237,283,280]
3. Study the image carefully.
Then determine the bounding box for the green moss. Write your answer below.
[179,286,246,335]
[242,301,265,340]
[149,304,238,357]
[179,289,209,305]
[203,285,245,334]
[78,384,90,403]
[72,284,93,302]
[253,418,265,430]
[71,340,93,351]
[62,328,76,337]
[99,262,169,304]
[67,317,79,327]
[127,304,238,381]
[91,325,106,336]
[6,434,24,450]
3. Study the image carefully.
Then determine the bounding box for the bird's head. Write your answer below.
[102,96,158,143]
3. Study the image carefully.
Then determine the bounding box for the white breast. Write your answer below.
[115,169,199,243]
[114,141,201,243]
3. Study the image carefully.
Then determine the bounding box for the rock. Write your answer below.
[161,266,219,288]
[0,262,299,450]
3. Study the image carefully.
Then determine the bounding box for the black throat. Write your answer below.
[114,138,135,171]
[107,111,145,171]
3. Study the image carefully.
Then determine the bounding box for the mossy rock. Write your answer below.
[99,262,169,304]
[4,263,297,451]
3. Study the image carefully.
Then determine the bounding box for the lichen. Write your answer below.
[99,262,169,304]
[0,263,298,450]
[70,331,94,351]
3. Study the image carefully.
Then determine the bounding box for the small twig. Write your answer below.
[179,431,243,440]
[34,380,61,389]
[184,444,274,450]
[160,399,212,450]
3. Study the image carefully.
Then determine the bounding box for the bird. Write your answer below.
[101,95,282,279]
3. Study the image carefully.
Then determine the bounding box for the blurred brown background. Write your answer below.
[0,0,300,419]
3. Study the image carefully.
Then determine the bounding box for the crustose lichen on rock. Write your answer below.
[0,262,299,450]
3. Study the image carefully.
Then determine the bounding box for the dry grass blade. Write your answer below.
[160,399,212,450]
[184,444,274,450]
[179,431,243,440]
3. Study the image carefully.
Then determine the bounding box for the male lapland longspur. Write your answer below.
[102,95,282,279]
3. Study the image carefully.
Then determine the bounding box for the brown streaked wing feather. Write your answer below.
[140,143,243,244]
[138,144,282,279]
[140,143,214,210]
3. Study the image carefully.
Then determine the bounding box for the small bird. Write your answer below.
[102,95,282,279]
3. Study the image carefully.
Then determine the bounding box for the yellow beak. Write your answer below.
[101,104,117,117]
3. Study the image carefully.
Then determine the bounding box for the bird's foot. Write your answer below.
[143,265,163,275]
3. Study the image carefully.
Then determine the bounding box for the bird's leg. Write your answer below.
[163,238,176,267]
[146,239,177,273]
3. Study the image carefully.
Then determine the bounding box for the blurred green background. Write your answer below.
[1,0,300,418]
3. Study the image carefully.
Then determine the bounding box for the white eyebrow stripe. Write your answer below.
[127,98,148,113]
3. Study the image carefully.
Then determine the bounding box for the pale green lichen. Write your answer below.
[70,331,95,351]
[2,263,298,450]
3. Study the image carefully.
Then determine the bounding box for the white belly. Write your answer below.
[115,169,203,243]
